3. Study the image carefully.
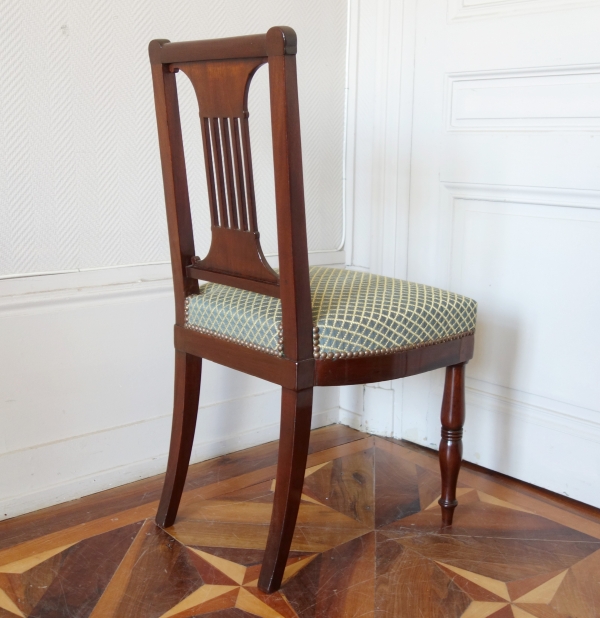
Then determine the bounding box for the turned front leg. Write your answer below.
[438,362,466,526]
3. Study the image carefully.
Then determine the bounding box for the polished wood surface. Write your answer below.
[149,26,475,592]
[156,351,202,528]
[259,387,313,593]
[315,334,474,386]
[1,426,599,617]
[439,363,466,526]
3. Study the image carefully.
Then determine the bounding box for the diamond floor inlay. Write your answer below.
[0,427,599,617]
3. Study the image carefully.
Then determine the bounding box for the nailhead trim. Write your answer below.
[312,329,475,360]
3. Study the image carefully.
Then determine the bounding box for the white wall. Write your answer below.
[0,0,347,520]
[343,0,600,509]
[0,0,347,276]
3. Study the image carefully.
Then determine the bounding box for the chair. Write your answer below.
[148,27,477,594]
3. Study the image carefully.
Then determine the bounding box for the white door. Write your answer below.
[401,0,600,506]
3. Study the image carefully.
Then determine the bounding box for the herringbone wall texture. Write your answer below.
[0,0,346,277]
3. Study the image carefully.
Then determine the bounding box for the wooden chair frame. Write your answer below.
[149,26,474,593]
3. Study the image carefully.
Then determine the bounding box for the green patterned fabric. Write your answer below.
[185,266,477,359]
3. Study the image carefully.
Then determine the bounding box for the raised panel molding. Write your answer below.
[439,181,600,285]
[466,378,600,446]
[439,180,600,439]
[442,181,600,210]
[446,64,600,131]
[448,0,600,21]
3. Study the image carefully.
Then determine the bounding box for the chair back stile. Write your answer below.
[149,40,199,326]
[149,27,313,363]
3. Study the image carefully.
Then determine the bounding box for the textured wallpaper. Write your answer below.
[0,0,346,276]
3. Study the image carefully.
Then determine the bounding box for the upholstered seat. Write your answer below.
[185,266,477,359]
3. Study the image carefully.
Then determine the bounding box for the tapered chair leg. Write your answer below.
[438,362,466,527]
[258,387,313,593]
[156,350,202,528]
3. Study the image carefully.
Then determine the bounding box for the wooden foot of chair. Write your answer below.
[156,350,202,529]
[258,387,313,594]
[438,362,466,527]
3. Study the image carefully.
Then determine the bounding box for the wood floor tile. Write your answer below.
[214,480,275,504]
[303,449,374,528]
[160,586,239,618]
[514,604,567,618]
[236,587,297,618]
[28,522,142,618]
[89,520,202,618]
[178,499,366,531]
[0,588,24,617]
[506,570,568,603]
[168,519,369,554]
[0,505,151,571]
[0,552,64,616]
[375,534,470,617]
[283,533,375,618]
[550,547,600,617]
[374,446,421,528]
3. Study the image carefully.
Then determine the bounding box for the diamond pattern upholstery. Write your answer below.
[185,266,477,359]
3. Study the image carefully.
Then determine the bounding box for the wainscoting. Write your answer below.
[0,258,342,520]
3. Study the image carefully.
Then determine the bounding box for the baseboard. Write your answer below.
[460,385,600,508]
[0,391,339,521]
[339,407,364,432]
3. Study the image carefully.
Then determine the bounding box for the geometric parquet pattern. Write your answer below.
[1,427,599,617]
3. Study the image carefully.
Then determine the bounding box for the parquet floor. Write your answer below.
[1,426,599,617]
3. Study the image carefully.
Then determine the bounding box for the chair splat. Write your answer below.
[172,57,278,294]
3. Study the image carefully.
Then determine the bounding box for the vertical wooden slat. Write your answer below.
[240,113,258,232]
[210,117,229,227]
[220,118,239,229]
[231,117,248,231]
[200,117,219,226]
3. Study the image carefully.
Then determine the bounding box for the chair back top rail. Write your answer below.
[149,26,313,362]
[150,30,297,65]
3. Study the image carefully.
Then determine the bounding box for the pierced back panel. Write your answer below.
[150,29,314,361]
[172,57,279,295]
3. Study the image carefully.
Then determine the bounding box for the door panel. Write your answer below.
[402,0,600,505]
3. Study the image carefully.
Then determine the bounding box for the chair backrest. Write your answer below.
[149,27,313,362]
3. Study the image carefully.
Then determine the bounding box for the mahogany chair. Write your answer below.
[149,26,477,594]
